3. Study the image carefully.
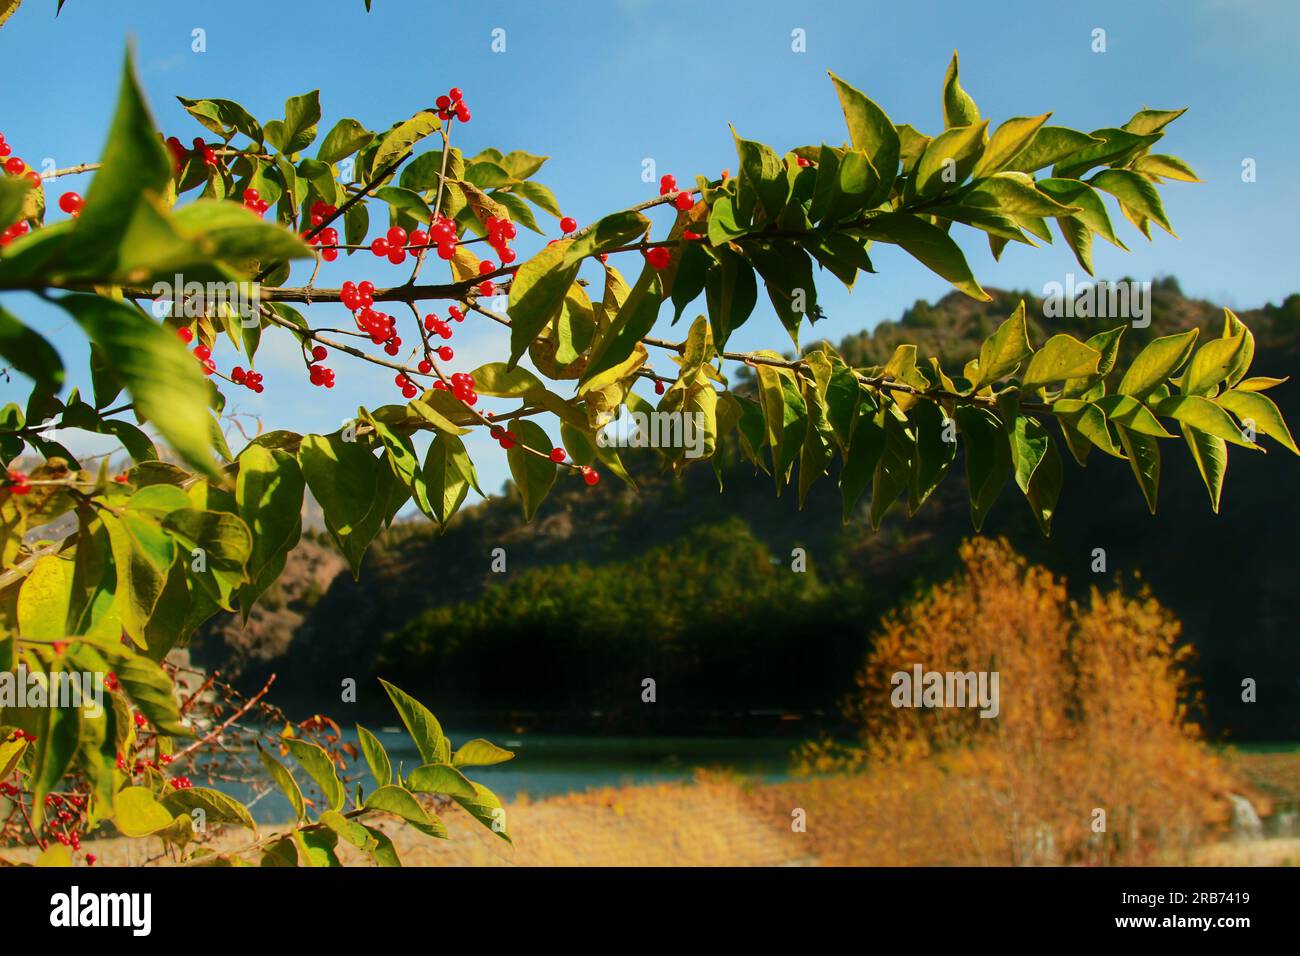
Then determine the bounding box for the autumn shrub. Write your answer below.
[796,537,1229,865]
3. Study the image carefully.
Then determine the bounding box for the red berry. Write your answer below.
[654,379,666,395]
[646,247,671,270]
[417,359,433,374]
[387,226,408,246]
[449,87,463,102]
[388,247,407,265]
[797,156,812,167]
[193,343,211,361]
[478,280,495,296]
[371,238,389,257]
[177,327,194,344]
[437,346,454,361]
[583,467,600,486]
[559,216,577,234]
[549,448,566,463]
[231,367,246,384]
[448,305,465,322]
[311,345,327,361]
[478,260,496,275]
[243,187,260,203]
[436,95,451,110]
[4,157,26,176]
[408,229,429,249]
[674,191,694,211]
[659,174,677,195]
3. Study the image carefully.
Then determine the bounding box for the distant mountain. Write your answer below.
[190,279,1300,741]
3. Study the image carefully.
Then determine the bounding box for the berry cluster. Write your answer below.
[165,136,218,171]
[2,154,42,188]
[370,225,421,265]
[0,218,29,247]
[657,174,694,211]
[7,729,36,743]
[5,469,31,495]
[434,87,471,124]
[342,279,406,358]
[231,366,266,393]
[241,187,272,217]
[433,371,478,405]
[307,344,335,389]
[484,214,518,265]
[306,201,340,261]
[42,792,87,851]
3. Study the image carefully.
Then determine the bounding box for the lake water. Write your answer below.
[227,729,800,823]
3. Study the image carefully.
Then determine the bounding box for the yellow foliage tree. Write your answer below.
[795,537,1229,865]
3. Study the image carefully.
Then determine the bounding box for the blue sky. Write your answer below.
[1,0,1297,495]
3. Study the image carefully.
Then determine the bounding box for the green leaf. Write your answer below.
[469,362,545,398]
[828,72,899,202]
[317,118,372,163]
[942,51,980,128]
[562,210,650,266]
[423,432,479,525]
[452,738,516,769]
[860,213,988,301]
[1115,424,1161,514]
[581,268,663,384]
[507,419,558,521]
[1117,329,1198,400]
[60,294,218,478]
[283,737,345,813]
[371,110,441,176]
[356,725,392,787]
[113,786,176,837]
[1005,126,1103,173]
[1004,407,1063,534]
[161,787,256,831]
[297,432,392,577]
[71,51,173,274]
[1154,394,1257,449]
[973,113,1050,177]
[1021,334,1101,389]
[955,405,1010,530]
[1216,389,1299,455]
[1089,168,1174,236]
[320,810,378,852]
[508,239,582,366]
[257,743,306,822]
[363,785,444,836]
[452,781,511,843]
[972,301,1032,388]
[869,406,914,529]
[177,97,264,145]
[269,90,321,155]
[379,679,450,765]
[1183,332,1248,396]
[1181,424,1227,513]
[732,129,790,220]
[234,445,303,619]
[0,306,63,390]
[703,247,758,348]
[912,122,988,198]
[408,762,477,799]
